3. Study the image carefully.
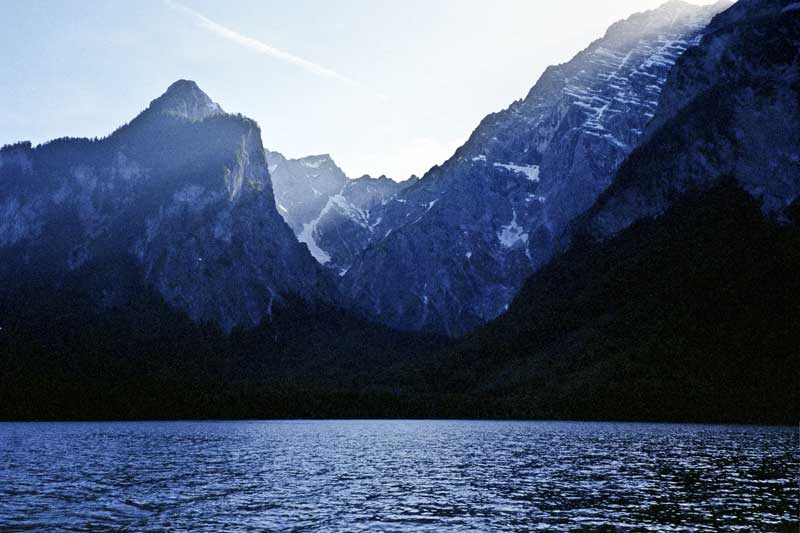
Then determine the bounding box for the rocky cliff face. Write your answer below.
[265,150,348,235]
[302,174,417,276]
[582,0,800,238]
[266,149,416,274]
[0,80,336,331]
[423,0,800,419]
[340,0,731,336]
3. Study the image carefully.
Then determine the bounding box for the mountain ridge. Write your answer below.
[340,0,731,336]
[411,0,799,422]
[580,0,800,239]
[0,81,337,332]
[267,149,417,273]
[0,0,796,424]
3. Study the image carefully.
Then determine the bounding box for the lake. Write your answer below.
[0,420,796,531]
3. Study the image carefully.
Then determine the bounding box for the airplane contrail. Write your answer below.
[165,0,363,88]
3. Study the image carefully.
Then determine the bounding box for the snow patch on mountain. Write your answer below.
[267,150,417,271]
[298,220,331,264]
[493,162,540,182]
[498,211,528,248]
[296,194,344,265]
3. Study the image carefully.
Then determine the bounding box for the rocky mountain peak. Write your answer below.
[146,79,224,122]
[0,82,336,332]
[597,0,730,51]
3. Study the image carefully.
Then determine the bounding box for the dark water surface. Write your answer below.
[0,420,797,531]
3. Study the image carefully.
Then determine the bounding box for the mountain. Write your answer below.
[266,149,417,274]
[340,0,732,336]
[2,2,795,424]
[581,0,800,238]
[300,174,418,275]
[407,0,800,424]
[146,79,224,121]
[0,80,449,420]
[0,80,336,332]
[265,150,348,234]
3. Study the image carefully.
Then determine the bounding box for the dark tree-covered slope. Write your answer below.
[419,184,799,424]
[2,184,795,423]
[0,255,444,420]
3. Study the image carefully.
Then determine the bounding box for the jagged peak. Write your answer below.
[648,0,716,15]
[352,173,393,183]
[165,79,202,94]
[298,153,334,164]
[266,150,336,167]
[146,79,224,122]
[602,0,729,38]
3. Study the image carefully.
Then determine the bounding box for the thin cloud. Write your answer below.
[165,0,361,87]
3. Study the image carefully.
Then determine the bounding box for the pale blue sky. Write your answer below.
[1,0,718,179]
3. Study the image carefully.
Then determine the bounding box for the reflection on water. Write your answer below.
[0,420,796,531]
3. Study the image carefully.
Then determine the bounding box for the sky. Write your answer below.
[1,0,721,180]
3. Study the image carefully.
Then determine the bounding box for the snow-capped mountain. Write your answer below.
[340,0,732,336]
[0,80,336,331]
[266,149,417,274]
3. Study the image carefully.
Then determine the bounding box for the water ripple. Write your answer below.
[0,420,796,531]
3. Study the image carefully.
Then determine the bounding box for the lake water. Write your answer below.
[0,420,796,531]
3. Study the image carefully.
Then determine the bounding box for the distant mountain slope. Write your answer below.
[265,150,348,235]
[341,0,731,336]
[0,80,336,331]
[266,149,416,273]
[309,174,418,275]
